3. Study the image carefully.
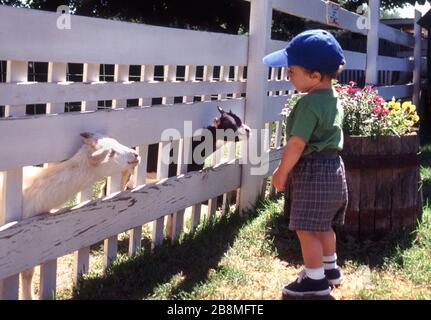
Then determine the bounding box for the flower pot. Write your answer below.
[340,132,422,239]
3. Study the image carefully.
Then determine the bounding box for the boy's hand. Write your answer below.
[271,166,289,192]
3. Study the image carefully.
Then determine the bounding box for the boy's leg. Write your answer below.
[297,230,323,268]
[282,230,330,297]
[316,228,336,256]
[316,228,342,286]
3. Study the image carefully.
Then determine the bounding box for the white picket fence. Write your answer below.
[0,0,423,299]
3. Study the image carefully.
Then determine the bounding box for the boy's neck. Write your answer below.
[306,79,333,93]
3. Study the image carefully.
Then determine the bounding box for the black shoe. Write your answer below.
[325,267,343,287]
[282,271,331,297]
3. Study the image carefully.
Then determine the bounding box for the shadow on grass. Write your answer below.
[71,209,253,300]
[267,196,418,271]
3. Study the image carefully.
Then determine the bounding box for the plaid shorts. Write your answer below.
[284,151,348,232]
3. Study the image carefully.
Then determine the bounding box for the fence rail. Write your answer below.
[0,0,424,299]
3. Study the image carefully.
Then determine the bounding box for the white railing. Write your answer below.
[0,0,424,299]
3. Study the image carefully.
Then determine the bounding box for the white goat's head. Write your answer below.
[80,132,140,179]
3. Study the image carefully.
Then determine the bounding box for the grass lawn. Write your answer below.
[63,141,431,300]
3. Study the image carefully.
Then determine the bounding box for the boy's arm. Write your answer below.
[271,135,306,192]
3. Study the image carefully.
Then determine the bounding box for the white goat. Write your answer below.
[0,132,140,300]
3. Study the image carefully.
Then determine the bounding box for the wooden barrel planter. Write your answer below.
[339,132,422,239]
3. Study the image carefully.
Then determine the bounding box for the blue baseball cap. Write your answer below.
[263,29,346,74]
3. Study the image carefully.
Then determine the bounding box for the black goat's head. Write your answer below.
[213,106,251,141]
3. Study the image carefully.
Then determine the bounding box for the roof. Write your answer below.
[381,18,415,26]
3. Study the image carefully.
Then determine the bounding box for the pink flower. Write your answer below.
[349,81,357,86]
[364,85,374,92]
[347,87,357,95]
[373,95,384,107]
[371,107,389,117]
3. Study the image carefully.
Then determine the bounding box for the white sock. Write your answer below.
[305,267,325,280]
[323,253,338,270]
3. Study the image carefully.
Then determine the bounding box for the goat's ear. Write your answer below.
[90,148,110,165]
[213,117,221,128]
[217,106,224,114]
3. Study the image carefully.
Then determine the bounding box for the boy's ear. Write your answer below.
[311,71,322,81]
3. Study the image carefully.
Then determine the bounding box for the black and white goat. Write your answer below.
[147,106,250,177]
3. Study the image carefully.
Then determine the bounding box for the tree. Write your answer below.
[338,0,427,11]
[0,0,426,37]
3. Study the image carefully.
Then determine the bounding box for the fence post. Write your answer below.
[365,0,380,85]
[239,0,272,214]
[0,169,23,300]
[0,60,27,300]
[413,9,422,108]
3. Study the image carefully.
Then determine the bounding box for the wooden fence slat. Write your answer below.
[239,0,271,214]
[5,60,27,117]
[207,148,222,220]
[47,62,67,114]
[218,65,230,100]
[152,141,170,249]
[0,100,245,172]
[183,65,197,104]
[365,0,380,85]
[0,168,23,300]
[375,84,414,100]
[127,145,148,256]
[162,65,176,105]
[233,66,244,99]
[139,65,154,107]
[39,259,57,300]
[0,73,246,106]
[170,138,189,243]
[165,139,180,241]
[73,186,92,284]
[73,246,90,285]
[413,10,422,108]
[271,0,367,35]
[82,63,100,112]
[194,65,215,221]
[201,66,214,102]
[112,64,130,109]
[222,142,237,213]
[378,22,415,47]
[261,123,271,198]
[104,175,121,268]
[38,61,68,299]
[0,6,248,66]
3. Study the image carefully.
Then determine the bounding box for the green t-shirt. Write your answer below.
[285,88,344,157]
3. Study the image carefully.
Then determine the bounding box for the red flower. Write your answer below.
[371,107,389,117]
[364,85,374,92]
[347,87,357,95]
[373,95,384,107]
